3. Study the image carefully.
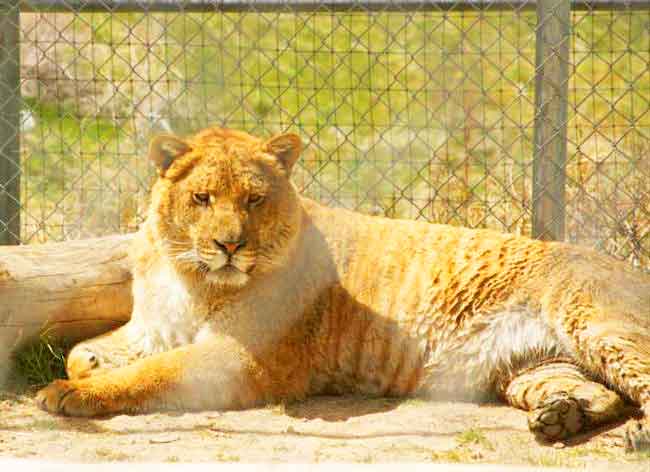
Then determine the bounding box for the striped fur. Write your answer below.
[36,127,650,448]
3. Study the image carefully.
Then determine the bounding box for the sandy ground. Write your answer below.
[1,392,650,469]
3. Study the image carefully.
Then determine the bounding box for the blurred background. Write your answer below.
[0,0,649,271]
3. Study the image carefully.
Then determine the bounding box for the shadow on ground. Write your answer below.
[0,392,648,468]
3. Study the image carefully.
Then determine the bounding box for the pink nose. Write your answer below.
[223,242,239,254]
[214,239,246,255]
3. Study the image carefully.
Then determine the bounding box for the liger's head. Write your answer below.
[147,127,303,290]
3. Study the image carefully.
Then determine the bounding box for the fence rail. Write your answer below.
[18,0,650,12]
[2,0,650,270]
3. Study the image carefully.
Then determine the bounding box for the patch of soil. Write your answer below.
[1,392,649,468]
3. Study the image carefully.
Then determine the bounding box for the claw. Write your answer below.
[35,380,81,416]
[625,420,650,453]
[57,386,79,414]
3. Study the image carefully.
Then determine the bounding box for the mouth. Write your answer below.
[198,260,240,272]
[217,264,241,273]
[204,263,251,287]
[194,256,252,285]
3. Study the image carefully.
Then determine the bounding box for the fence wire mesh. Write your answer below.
[0,1,649,270]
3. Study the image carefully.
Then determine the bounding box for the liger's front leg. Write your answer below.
[65,322,143,380]
[36,337,282,416]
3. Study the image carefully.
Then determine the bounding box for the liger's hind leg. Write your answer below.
[500,361,625,442]
[577,330,650,451]
[553,302,650,451]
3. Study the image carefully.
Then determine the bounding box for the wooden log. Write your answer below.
[0,234,134,384]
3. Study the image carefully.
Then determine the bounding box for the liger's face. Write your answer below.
[150,129,302,290]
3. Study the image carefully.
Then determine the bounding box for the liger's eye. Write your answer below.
[192,193,210,206]
[248,194,265,207]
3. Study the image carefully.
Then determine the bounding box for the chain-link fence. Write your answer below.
[1,0,649,270]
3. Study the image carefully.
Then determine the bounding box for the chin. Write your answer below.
[205,266,251,289]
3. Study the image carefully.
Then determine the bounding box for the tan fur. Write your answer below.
[37,127,650,448]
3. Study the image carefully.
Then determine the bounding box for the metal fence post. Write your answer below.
[532,0,570,241]
[0,1,21,245]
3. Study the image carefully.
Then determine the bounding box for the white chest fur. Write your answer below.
[128,263,214,354]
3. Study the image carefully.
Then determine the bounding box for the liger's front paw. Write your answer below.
[66,348,101,379]
[35,379,99,417]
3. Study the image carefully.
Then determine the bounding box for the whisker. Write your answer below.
[171,247,202,264]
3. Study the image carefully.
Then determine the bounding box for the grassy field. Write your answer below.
[15,8,650,269]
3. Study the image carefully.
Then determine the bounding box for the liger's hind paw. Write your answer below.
[528,392,585,442]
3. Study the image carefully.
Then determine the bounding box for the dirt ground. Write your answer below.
[1,392,650,469]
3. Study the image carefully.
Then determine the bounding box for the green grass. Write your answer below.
[27,418,64,431]
[629,450,650,462]
[456,428,494,450]
[17,10,650,269]
[9,336,70,390]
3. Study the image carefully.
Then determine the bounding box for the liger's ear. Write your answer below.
[148,135,192,174]
[264,133,302,174]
